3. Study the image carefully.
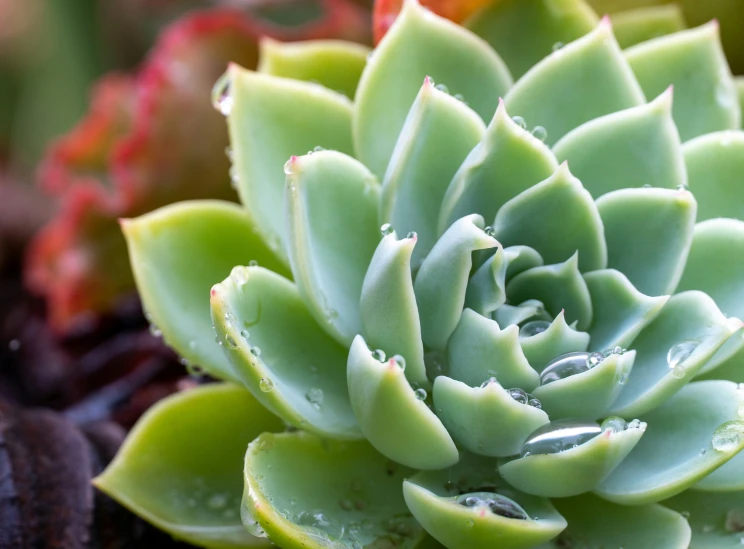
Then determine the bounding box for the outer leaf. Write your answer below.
[608,291,738,418]
[226,66,354,258]
[538,494,691,549]
[682,131,744,222]
[403,477,566,549]
[584,269,669,352]
[285,151,380,345]
[354,0,512,177]
[380,78,486,268]
[447,309,540,390]
[506,253,593,331]
[519,310,590,373]
[360,232,427,387]
[625,22,741,141]
[664,490,744,548]
[243,431,425,549]
[257,38,370,98]
[597,381,744,505]
[611,5,686,49]
[738,77,744,123]
[434,376,549,457]
[347,335,459,470]
[94,384,282,548]
[122,201,290,382]
[211,267,361,439]
[500,426,644,498]
[677,219,744,320]
[504,18,646,146]
[414,215,498,350]
[532,351,636,420]
[438,99,559,234]
[552,88,686,198]
[597,187,696,296]
[466,0,598,79]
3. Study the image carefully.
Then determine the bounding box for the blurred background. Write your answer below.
[0,0,741,547]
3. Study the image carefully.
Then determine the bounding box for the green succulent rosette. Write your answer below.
[95,1,744,548]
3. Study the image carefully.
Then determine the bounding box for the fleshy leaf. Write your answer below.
[552,88,686,198]
[504,245,544,280]
[677,219,744,320]
[414,215,498,350]
[500,425,644,498]
[447,309,540,390]
[491,163,607,272]
[597,381,744,505]
[625,22,741,142]
[493,300,551,330]
[519,310,591,373]
[504,18,646,146]
[434,376,549,457]
[664,490,744,548]
[532,351,636,420]
[506,253,593,331]
[380,77,486,268]
[465,246,508,316]
[539,493,691,549]
[682,131,744,222]
[611,5,686,49]
[438,99,559,234]
[738,77,744,122]
[285,151,380,345]
[466,0,598,79]
[608,291,738,418]
[122,201,290,382]
[597,187,696,297]
[354,0,512,177]
[211,267,360,439]
[257,38,370,98]
[94,384,283,548]
[347,335,459,469]
[226,66,354,259]
[243,431,425,549]
[404,458,566,549]
[360,232,427,387]
[584,269,669,352]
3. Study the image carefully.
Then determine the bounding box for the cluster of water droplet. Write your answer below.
[510,115,547,142]
[456,492,529,520]
[666,340,699,379]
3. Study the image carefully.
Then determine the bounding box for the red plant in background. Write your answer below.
[27,0,370,332]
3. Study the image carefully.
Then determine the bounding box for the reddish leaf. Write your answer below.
[27,2,371,332]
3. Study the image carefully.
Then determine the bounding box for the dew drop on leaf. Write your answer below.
[667,340,699,369]
[392,354,406,371]
[259,377,274,392]
[712,421,744,452]
[380,223,394,236]
[371,349,386,362]
[414,388,427,400]
[531,126,548,142]
[305,387,324,408]
[511,116,527,130]
[540,352,598,386]
[519,320,551,338]
[250,346,262,357]
[520,419,602,457]
[601,416,627,433]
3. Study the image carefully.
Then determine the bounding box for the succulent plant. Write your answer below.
[95,0,744,547]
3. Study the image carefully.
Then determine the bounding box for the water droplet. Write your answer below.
[371,349,386,362]
[414,388,427,400]
[380,223,394,236]
[480,377,498,389]
[313,145,326,152]
[540,352,598,386]
[250,346,262,357]
[224,311,234,323]
[528,398,542,409]
[305,387,324,408]
[671,365,686,379]
[392,354,406,371]
[552,41,565,52]
[618,372,629,385]
[230,266,249,285]
[520,320,551,338]
[712,421,744,452]
[211,73,233,116]
[484,225,496,237]
[627,418,646,431]
[229,166,239,189]
[248,259,259,267]
[602,346,626,357]
[456,492,528,520]
[642,183,652,188]
[406,231,417,240]
[259,377,274,392]
[680,510,690,520]
[296,510,332,530]
[225,146,234,161]
[240,329,250,340]
[511,116,527,130]
[508,388,528,404]
[601,416,627,433]
[208,493,228,509]
[520,419,602,457]
[7,339,20,351]
[531,126,548,142]
[225,334,238,349]
[726,509,744,532]
[149,324,162,338]
[434,83,449,94]
[667,340,699,369]
[454,93,466,103]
